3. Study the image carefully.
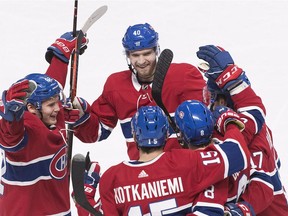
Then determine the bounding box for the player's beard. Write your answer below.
[136,62,156,83]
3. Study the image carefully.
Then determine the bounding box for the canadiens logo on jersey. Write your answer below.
[50,145,68,179]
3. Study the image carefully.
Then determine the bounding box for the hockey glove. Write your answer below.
[71,160,100,214]
[213,105,245,135]
[45,31,88,64]
[84,161,101,199]
[224,201,256,216]
[197,45,249,92]
[0,79,36,122]
[64,97,91,127]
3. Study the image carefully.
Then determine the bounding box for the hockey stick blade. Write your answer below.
[72,154,103,216]
[152,49,179,133]
[69,5,108,99]
[69,5,108,98]
[81,5,108,34]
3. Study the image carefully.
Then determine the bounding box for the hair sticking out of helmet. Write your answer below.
[131,106,169,148]
[25,73,61,110]
[174,100,214,147]
[122,23,159,54]
[206,79,234,110]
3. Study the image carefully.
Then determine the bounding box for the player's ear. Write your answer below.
[27,103,38,115]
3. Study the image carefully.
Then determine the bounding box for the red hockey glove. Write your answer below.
[0,79,36,121]
[63,107,80,124]
[213,105,245,135]
[224,201,256,216]
[63,97,91,127]
[45,31,88,64]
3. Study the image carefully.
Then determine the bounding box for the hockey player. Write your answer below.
[0,74,70,215]
[51,23,207,160]
[175,100,257,216]
[98,105,250,215]
[0,32,88,215]
[196,45,288,215]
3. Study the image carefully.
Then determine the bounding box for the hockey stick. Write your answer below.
[67,0,79,180]
[72,0,78,37]
[151,49,187,148]
[152,49,178,132]
[81,5,108,35]
[72,153,103,216]
[67,5,108,177]
[69,5,108,100]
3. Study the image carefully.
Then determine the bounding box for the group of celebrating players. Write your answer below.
[0,22,287,216]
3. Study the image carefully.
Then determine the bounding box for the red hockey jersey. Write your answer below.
[0,108,70,215]
[189,84,267,215]
[99,125,250,215]
[74,63,206,160]
[0,58,72,215]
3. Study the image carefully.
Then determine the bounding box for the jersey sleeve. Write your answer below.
[217,124,250,177]
[0,114,27,152]
[232,86,266,139]
[194,124,250,190]
[73,75,118,143]
[45,56,68,89]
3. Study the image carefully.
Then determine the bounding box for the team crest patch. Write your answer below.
[179,111,184,119]
[49,145,67,179]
